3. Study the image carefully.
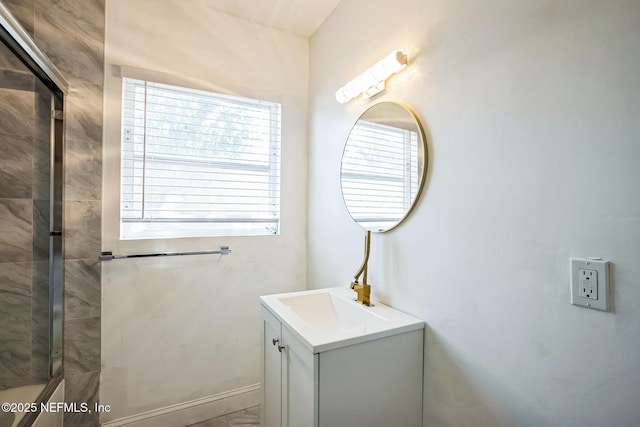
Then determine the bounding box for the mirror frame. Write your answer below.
[340,101,428,233]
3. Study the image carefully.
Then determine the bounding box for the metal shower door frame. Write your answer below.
[0,0,68,399]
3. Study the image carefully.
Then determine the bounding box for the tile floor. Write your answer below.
[186,405,260,427]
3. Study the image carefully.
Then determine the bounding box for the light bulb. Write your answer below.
[334,50,408,104]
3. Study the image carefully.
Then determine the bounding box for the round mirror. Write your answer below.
[340,101,427,232]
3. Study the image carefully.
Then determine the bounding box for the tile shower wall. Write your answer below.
[0,39,50,390]
[3,1,104,426]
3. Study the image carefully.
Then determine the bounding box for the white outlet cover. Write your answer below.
[570,258,609,311]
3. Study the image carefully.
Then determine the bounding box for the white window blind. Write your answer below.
[120,77,281,239]
[341,120,418,228]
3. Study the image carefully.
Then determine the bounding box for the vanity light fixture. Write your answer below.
[335,50,407,104]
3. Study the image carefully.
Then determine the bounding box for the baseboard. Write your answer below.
[100,383,261,427]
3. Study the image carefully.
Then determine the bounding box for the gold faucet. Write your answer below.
[350,230,372,306]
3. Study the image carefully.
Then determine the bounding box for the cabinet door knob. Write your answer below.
[272,338,285,352]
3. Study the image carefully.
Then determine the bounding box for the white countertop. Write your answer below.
[260,287,424,353]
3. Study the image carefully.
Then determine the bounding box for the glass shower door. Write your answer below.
[0,3,65,425]
[0,30,52,390]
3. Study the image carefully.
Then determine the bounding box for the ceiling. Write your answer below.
[208,0,343,37]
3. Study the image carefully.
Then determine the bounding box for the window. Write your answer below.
[120,78,281,239]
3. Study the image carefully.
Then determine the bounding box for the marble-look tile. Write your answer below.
[0,88,34,137]
[0,262,32,389]
[66,83,103,145]
[226,406,261,426]
[32,79,52,201]
[0,262,33,313]
[0,38,29,71]
[31,137,51,201]
[34,0,104,86]
[64,82,103,201]
[64,316,100,375]
[65,259,101,320]
[31,261,50,382]
[0,198,33,263]
[0,334,31,389]
[0,134,34,199]
[3,0,35,38]
[65,138,102,201]
[64,371,100,427]
[32,199,49,261]
[64,200,101,260]
[65,371,99,404]
[0,69,35,91]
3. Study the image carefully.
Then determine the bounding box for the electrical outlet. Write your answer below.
[570,258,609,311]
[578,269,598,299]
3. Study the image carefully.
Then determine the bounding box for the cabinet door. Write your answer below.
[262,308,283,427]
[282,327,316,427]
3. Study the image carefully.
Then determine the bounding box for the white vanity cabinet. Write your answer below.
[262,307,316,427]
[261,288,424,427]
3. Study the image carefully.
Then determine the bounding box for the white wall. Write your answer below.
[101,0,308,421]
[308,1,640,426]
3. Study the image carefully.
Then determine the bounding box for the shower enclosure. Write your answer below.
[0,3,65,426]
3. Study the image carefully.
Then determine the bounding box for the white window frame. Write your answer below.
[119,77,281,240]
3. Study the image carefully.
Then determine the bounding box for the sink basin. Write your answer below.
[278,290,387,331]
[260,287,423,353]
